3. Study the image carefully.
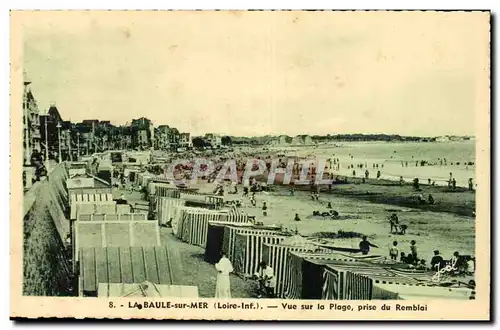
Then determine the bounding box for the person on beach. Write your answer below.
[365,170,369,179]
[255,261,276,298]
[294,213,301,222]
[389,241,399,261]
[400,252,407,263]
[377,170,381,179]
[389,213,399,233]
[410,240,418,261]
[215,253,233,298]
[359,236,378,255]
[352,170,356,177]
[428,194,434,204]
[468,178,474,191]
[243,186,249,197]
[431,250,444,271]
[428,178,432,185]
[327,202,332,209]
[452,178,457,190]
[399,176,404,186]
[262,202,268,216]
[450,251,460,269]
[250,196,256,207]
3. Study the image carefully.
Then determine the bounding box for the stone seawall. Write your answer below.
[23,163,74,296]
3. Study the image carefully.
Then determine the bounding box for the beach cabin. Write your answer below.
[72,219,160,272]
[77,246,197,297]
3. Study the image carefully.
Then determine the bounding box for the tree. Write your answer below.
[221,136,232,146]
[192,137,206,149]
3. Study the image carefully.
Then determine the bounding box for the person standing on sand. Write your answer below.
[359,236,378,255]
[377,170,381,179]
[389,241,399,261]
[389,213,399,233]
[215,253,233,298]
[410,240,418,262]
[262,202,268,216]
[468,178,474,191]
[294,213,301,222]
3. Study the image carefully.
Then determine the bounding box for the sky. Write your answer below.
[20,11,489,137]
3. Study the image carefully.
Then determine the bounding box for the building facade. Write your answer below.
[205,133,222,148]
[23,73,41,165]
[179,132,192,149]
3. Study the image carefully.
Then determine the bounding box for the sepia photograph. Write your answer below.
[10,10,490,320]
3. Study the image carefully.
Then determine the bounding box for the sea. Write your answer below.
[269,140,476,188]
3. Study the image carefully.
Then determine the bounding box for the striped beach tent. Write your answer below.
[220,205,249,223]
[154,184,181,198]
[232,232,289,277]
[283,251,368,300]
[175,207,223,247]
[222,225,281,261]
[156,197,185,227]
[322,263,447,300]
[204,221,256,264]
[261,241,329,298]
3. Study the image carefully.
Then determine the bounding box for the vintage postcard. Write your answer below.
[10,10,490,320]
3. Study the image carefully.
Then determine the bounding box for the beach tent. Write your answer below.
[283,251,373,299]
[204,221,258,264]
[222,225,286,263]
[154,184,181,198]
[175,207,223,247]
[76,213,147,221]
[156,197,185,227]
[71,201,117,220]
[70,193,117,220]
[261,239,329,298]
[232,232,289,277]
[78,246,173,297]
[204,222,230,264]
[73,220,161,272]
[98,281,199,298]
[219,204,249,223]
[322,262,457,300]
[175,206,253,248]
